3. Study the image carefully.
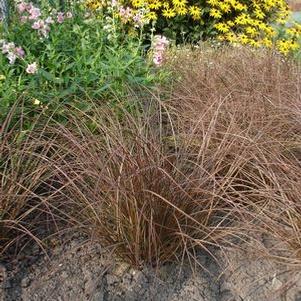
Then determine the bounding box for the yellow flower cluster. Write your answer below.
[207,0,300,54]
[86,0,301,55]
[86,0,105,10]
[134,0,203,20]
[277,22,301,55]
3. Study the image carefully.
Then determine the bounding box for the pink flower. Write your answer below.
[20,15,28,23]
[32,20,44,30]
[66,11,73,19]
[57,12,64,23]
[17,2,27,13]
[111,0,118,7]
[153,35,169,48]
[32,20,50,37]
[28,7,41,20]
[26,62,38,74]
[26,2,33,11]
[15,47,25,58]
[133,14,142,24]
[152,35,169,66]
[119,7,132,17]
[153,53,163,66]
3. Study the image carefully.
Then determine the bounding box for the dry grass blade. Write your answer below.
[0,105,68,257]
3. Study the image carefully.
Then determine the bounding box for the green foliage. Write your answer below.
[0,1,154,125]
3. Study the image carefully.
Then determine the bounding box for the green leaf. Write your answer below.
[40,70,64,84]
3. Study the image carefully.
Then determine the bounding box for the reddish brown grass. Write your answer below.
[43,48,301,267]
[0,106,66,257]
[2,47,301,270]
[164,46,301,263]
[47,104,235,267]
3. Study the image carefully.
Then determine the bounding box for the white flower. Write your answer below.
[45,17,54,24]
[7,53,17,65]
[2,42,15,54]
[26,62,38,74]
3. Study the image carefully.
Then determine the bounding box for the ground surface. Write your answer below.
[1,235,301,301]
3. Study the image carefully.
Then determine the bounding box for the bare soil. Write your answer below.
[1,235,301,301]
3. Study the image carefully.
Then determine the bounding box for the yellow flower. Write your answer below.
[149,0,162,9]
[249,39,260,48]
[132,0,144,8]
[254,9,265,19]
[294,23,301,32]
[233,2,247,11]
[276,39,299,55]
[86,0,102,9]
[220,3,231,13]
[289,40,300,51]
[163,2,170,8]
[0,75,5,81]
[162,8,176,18]
[261,37,273,48]
[245,26,257,37]
[239,34,249,44]
[189,5,201,20]
[209,8,222,19]
[207,0,219,6]
[146,11,157,20]
[286,27,297,36]
[176,6,188,15]
[254,20,266,30]
[225,32,237,43]
[264,26,276,37]
[214,22,230,33]
[235,13,249,25]
[172,0,187,8]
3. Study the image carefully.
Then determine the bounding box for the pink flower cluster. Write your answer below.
[0,40,25,64]
[117,5,148,27]
[31,18,52,37]
[118,6,133,23]
[56,11,73,24]
[0,40,38,74]
[16,1,73,38]
[132,10,147,28]
[17,2,41,20]
[151,35,169,66]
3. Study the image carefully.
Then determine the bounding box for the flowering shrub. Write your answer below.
[87,0,301,55]
[0,1,155,124]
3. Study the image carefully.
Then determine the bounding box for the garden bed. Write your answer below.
[1,1,301,300]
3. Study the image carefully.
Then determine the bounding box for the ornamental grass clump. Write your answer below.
[0,45,299,268]
[48,102,238,267]
[43,48,300,268]
[164,45,301,260]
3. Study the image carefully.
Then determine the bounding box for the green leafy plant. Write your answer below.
[0,1,154,125]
